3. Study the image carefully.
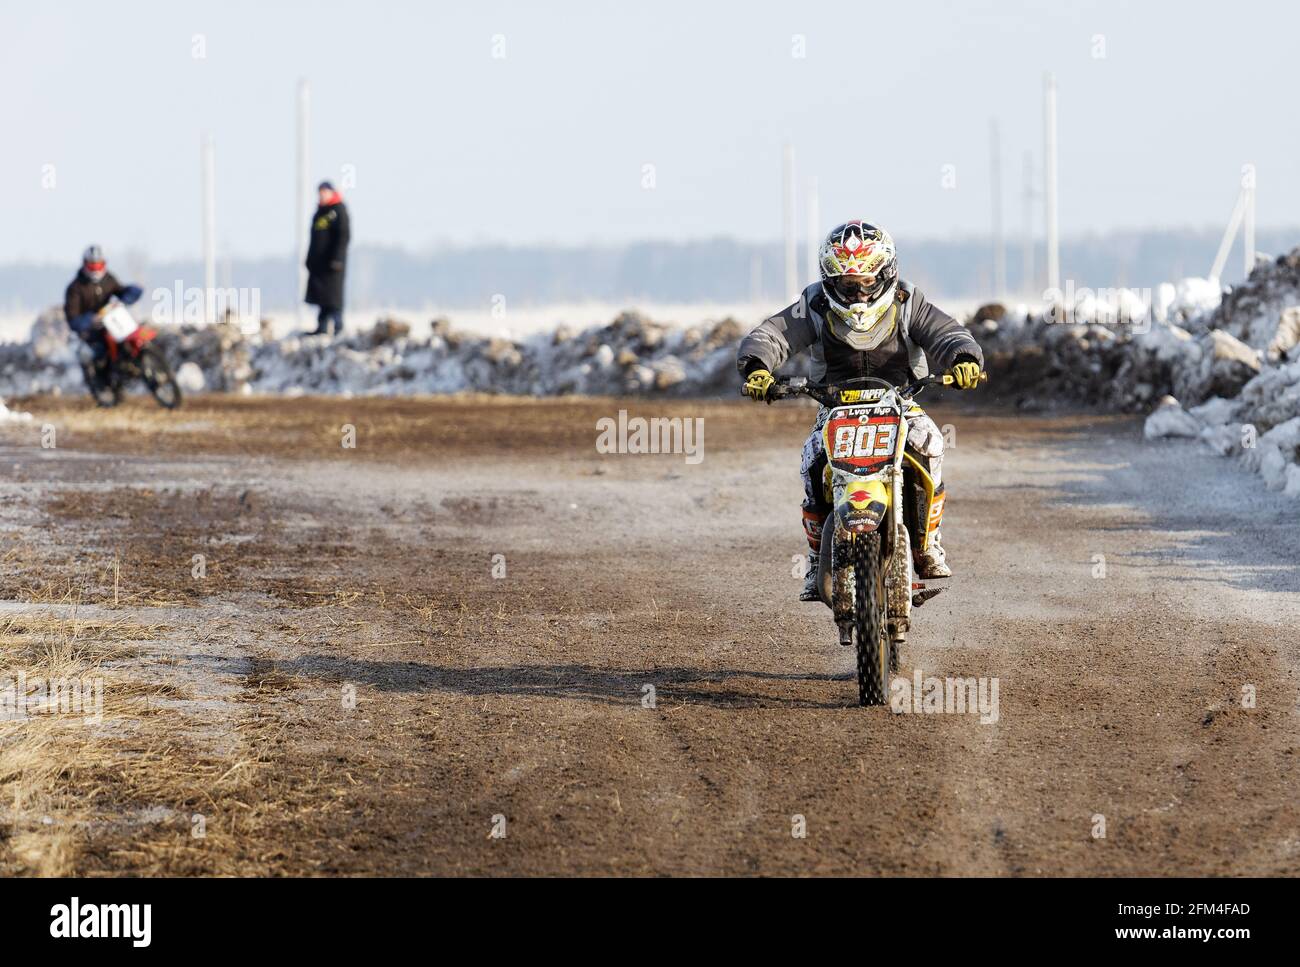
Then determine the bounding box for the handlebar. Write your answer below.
[762,370,987,407]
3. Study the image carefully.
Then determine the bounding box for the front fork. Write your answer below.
[885,466,913,642]
[828,466,910,634]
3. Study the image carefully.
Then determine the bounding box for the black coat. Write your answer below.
[304,201,350,307]
[64,269,127,323]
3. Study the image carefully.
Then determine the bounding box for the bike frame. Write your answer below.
[767,373,954,631]
[817,380,911,629]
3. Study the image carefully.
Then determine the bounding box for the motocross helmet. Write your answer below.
[818,221,899,350]
[82,245,106,281]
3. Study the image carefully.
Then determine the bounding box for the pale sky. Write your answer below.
[2,0,1294,263]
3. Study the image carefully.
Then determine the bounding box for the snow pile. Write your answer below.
[977,256,1300,412]
[175,361,207,394]
[246,312,744,396]
[0,306,85,397]
[1153,277,1224,326]
[0,400,32,423]
[1143,395,1202,439]
[0,398,33,424]
[1127,250,1300,498]
[976,279,1230,413]
[1202,250,1300,350]
[1143,361,1300,499]
[0,309,746,400]
[973,246,1300,498]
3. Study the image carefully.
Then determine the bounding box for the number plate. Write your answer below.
[823,405,902,473]
[101,306,139,342]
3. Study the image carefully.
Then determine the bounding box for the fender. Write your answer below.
[125,326,158,355]
[835,476,890,537]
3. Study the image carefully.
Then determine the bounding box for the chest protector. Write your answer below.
[802,281,929,385]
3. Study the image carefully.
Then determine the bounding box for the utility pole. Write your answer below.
[1243,168,1256,276]
[202,134,216,323]
[782,143,797,301]
[805,175,820,285]
[1043,73,1060,294]
[1022,150,1037,298]
[296,78,311,325]
[989,119,1006,299]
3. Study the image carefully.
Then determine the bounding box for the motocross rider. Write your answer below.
[63,245,143,390]
[737,221,984,601]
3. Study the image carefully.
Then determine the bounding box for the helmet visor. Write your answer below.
[828,273,890,308]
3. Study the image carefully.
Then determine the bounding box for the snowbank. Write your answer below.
[0,309,748,400]
[1106,249,1300,498]
[0,398,33,424]
[970,246,1300,498]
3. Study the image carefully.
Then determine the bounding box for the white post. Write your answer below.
[202,134,216,323]
[1043,73,1060,294]
[1243,171,1256,277]
[805,175,820,285]
[782,143,797,301]
[990,118,1006,299]
[296,78,311,326]
[1209,189,1247,282]
[1022,150,1036,298]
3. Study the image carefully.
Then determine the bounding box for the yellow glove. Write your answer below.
[951,360,983,390]
[742,368,775,402]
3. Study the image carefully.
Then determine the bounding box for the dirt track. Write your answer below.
[1,394,1298,876]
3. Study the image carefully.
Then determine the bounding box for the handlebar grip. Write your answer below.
[939,371,989,386]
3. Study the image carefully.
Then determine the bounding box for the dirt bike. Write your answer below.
[85,301,182,409]
[764,370,985,707]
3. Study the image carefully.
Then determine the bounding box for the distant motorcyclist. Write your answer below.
[737,221,984,600]
[63,245,142,389]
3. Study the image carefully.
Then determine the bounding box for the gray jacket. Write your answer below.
[737,280,983,386]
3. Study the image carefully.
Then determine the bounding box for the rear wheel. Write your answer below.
[139,345,182,409]
[853,531,890,707]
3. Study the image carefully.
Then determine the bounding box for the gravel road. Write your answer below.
[1,395,1296,875]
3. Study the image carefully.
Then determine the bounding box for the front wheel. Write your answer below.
[853,531,890,707]
[83,361,121,408]
[139,345,182,409]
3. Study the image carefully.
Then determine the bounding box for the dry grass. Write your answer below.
[1,614,111,875]
[0,605,372,876]
[0,611,218,875]
[5,393,818,461]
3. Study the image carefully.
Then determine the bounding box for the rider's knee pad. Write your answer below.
[799,426,830,508]
[906,413,945,459]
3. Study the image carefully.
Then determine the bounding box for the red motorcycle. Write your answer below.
[87,302,182,409]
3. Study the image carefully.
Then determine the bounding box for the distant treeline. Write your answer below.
[3,226,1295,315]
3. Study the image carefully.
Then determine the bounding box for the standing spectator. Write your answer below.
[305,180,350,335]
